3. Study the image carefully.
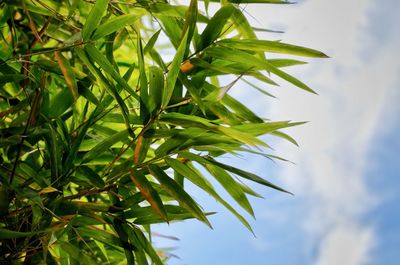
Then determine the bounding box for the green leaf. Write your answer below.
[76,48,134,136]
[232,121,305,136]
[130,169,169,222]
[0,74,25,85]
[82,131,129,164]
[44,124,61,185]
[54,51,79,100]
[268,59,308,68]
[58,241,97,264]
[144,30,161,55]
[137,32,151,123]
[77,166,105,188]
[0,228,40,239]
[84,44,138,99]
[271,130,299,146]
[148,66,164,114]
[231,5,257,40]
[205,164,254,217]
[163,31,188,107]
[165,157,254,233]
[158,16,182,49]
[82,0,109,41]
[77,226,122,250]
[160,112,217,129]
[205,46,317,93]
[148,164,211,226]
[127,226,164,265]
[112,219,135,264]
[197,5,235,51]
[93,14,139,40]
[217,125,266,147]
[204,156,292,194]
[160,112,265,146]
[182,0,198,56]
[218,39,329,58]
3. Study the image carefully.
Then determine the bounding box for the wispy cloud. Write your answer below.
[248,0,400,264]
[314,224,374,265]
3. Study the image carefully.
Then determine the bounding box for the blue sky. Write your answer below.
[154,1,400,264]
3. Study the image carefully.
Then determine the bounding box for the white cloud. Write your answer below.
[245,0,400,264]
[314,224,375,265]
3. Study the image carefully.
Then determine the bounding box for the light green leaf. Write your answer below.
[232,121,305,136]
[82,0,109,41]
[206,46,317,93]
[205,164,254,216]
[271,130,300,146]
[218,39,329,58]
[76,47,134,136]
[205,156,292,194]
[84,44,138,99]
[93,14,139,40]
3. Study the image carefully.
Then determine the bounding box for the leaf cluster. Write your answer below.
[0,0,326,263]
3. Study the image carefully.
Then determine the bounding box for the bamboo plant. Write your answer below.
[0,0,327,263]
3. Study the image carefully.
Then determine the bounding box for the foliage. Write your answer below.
[0,0,326,263]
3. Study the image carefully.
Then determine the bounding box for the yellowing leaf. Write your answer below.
[54,51,79,100]
[130,170,169,222]
[38,187,59,195]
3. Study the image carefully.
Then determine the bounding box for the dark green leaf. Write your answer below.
[148,164,210,226]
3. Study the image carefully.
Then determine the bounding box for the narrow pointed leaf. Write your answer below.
[129,226,164,265]
[182,0,198,56]
[206,47,317,93]
[204,156,292,194]
[163,31,188,107]
[84,44,138,99]
[76,48,134,136]
[271,130,299,146]
[54,51,79,100]
[82,130,129,163]
[205,164,255,216]
[137,32,150,123]
[82,0,109,40]
[148,66,164,114]
[130,169,169,222]
[218,39,329,58]
[165,158,254,233]
[148,164,211,226]
[0,228,40,239]
[198,5,234,51]
[93,14,139,40]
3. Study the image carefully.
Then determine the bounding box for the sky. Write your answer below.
[154,0,400,264]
